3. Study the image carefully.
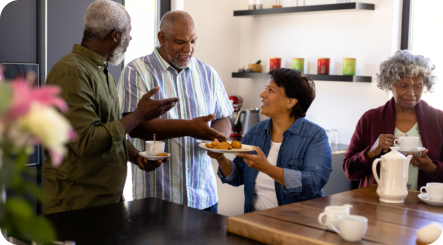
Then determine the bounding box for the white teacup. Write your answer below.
[318,205,353,231]
[332,215,368,242]
[394,136,419,151]
[420,182,443,201]
[145,141,165,156]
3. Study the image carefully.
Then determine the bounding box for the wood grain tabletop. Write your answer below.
[227,185,442,245]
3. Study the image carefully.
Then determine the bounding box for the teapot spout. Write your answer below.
[342,204,353,210]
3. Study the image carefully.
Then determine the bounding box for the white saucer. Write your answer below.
[418,193,443,206]
[398,147,426,155]
[138,152,171,161]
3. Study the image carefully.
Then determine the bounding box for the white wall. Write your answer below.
[236,0,397,143]
[185,0,402,216]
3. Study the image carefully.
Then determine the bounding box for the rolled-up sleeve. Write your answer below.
[217,152,255,187]
[282,169,302,193]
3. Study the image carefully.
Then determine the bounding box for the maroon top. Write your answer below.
[343,98,443,188]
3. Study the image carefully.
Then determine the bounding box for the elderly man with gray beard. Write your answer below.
[43,0,179,214]
[118,10,233,213]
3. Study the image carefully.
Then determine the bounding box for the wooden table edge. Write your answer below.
[227,216,336,245]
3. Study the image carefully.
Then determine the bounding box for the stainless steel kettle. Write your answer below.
[234,108,260,137]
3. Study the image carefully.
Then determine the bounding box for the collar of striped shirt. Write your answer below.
[152,46,194,73]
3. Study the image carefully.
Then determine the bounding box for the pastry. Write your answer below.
[231,141,242,149]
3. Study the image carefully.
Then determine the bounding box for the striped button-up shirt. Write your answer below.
[117,48,233,209]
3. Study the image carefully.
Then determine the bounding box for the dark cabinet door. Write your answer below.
[0,0,37,63]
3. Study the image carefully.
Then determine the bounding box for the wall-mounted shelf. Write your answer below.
[232,72,372,83]
[233,2,375,16]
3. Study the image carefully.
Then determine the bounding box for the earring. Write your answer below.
[288,106,291,109]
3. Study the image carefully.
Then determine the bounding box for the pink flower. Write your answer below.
[7,79,68,120]
[0,65,4,83]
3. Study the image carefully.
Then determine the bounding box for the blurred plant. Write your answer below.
[0,66,76,244]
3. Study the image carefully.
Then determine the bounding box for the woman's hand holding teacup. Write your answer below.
[367,134,396,159]
[410,149,437,174]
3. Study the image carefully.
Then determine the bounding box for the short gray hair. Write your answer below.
[159,11,193,38]
[376,50,436,92]
[84,0,129,41]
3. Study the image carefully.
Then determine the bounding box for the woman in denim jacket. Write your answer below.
[208,68,332,213]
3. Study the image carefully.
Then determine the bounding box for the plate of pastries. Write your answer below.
[198,140,254,154]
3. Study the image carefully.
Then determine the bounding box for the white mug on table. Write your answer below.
[420,182,443,201]
[318,204,352,231]
[394,136,419,151]
[331,215,368,242]
[145,141,165,156]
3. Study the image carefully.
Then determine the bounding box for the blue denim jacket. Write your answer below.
[218,117,332,213]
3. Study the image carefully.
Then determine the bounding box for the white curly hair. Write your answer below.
[376,50,437,92]
[84,0,129,41]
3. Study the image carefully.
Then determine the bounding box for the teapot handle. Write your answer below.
[372,158,383,190]
[234,110,246,126]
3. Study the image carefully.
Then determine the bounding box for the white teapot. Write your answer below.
[372,147,413,203]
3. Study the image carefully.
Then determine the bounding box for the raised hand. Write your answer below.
[367,134,396,159]
[135,86,180,121]
[189,114,227,142]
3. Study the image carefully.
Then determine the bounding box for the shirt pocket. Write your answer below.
[287,158,303,171]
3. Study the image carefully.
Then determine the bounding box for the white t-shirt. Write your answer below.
[252,141,281,211]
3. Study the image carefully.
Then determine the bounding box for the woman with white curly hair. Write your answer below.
[343,50,443,190]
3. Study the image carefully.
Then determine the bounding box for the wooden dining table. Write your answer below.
[227,185,443,244]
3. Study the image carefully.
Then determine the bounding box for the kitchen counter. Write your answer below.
[44,198,262,245]
[331,144,348,155]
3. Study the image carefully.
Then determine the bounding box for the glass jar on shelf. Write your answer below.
[272,0,282,8]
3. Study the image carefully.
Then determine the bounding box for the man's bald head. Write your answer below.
[159,11,195,38]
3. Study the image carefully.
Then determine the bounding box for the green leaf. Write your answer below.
[0,83,12,115]
[20,216,57,244]
[0,203,5,224]
[4,197,33,220]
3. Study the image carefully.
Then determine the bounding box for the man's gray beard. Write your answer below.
[165,45,191,70]
[109,35,127,65]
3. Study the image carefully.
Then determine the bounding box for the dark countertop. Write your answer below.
[45,198,262,245]
[331,144,349,155]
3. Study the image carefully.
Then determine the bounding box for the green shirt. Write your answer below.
[394,123,422,191]
[43,44,135,214]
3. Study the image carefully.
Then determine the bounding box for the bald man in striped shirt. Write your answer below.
[117,10,233,213]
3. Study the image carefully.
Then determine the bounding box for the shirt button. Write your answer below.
[112,98,114,102]
[104,61,107,64]
[98,66,101,69]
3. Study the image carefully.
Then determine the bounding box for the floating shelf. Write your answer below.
[233,2,375,16]
[232,72,372,83]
